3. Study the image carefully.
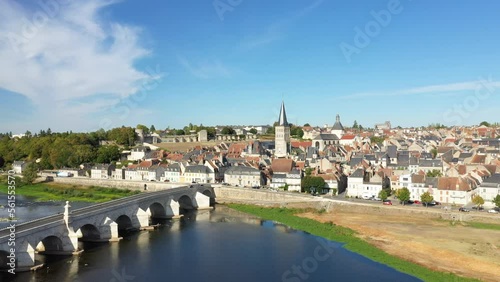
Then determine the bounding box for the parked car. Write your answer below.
[487,209,498,214]
[413,200,421,204]
[459,207,470,212]
[361,194,372,200]
[383,200,392,205]
[471,206,484,211]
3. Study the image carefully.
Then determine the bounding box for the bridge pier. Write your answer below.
[166,199,180,218]
[99,218,121,242]
[195,192,211,210]
[135,208,150,229]
[13,242,37,271]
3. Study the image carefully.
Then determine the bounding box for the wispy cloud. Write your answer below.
[0,0,155,131]
[338,79,500,100]
[177,55,231,79]
[239,0,324,51]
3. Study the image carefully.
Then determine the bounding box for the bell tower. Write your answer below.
[275,101,290,157]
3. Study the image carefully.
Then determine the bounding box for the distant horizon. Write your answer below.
[5,120,499,136]
[1,0,500,133]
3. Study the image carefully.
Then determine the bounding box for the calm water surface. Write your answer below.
[1,201,421,282]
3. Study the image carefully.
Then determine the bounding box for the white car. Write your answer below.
[487,209,498,214]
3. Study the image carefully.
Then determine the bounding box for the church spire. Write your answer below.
[278,101,288,126]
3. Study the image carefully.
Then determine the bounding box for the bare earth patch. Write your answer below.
[298,210,500,281]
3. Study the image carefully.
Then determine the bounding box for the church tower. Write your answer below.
[275,101,290,157]
[331,114,344,138]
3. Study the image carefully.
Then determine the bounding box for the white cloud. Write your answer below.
[239,0,324,51]
[339,78,500,100]
[0,0,154,131]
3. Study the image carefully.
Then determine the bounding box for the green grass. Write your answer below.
[464,222,500,231]
[228,204,481,282]
[0,181,141,203]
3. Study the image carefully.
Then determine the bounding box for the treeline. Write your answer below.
[0,126,137,170]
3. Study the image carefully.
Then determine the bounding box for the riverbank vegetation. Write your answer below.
[0,179,140,203]
[228,204,480,282]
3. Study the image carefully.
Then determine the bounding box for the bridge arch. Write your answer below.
[149,202,167,219]
[79,224,101,241]
[36,236,64,253]
[116,215,134,235]
[178,195,195,211]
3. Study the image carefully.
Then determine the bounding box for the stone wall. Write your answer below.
[53,177,184,191]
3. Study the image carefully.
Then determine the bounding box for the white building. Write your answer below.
[477,174,500,208]
[224,166,261,187]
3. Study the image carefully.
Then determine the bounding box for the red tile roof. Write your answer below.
[271,158,294,173]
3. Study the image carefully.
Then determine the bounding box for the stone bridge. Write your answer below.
[0,185,215,271]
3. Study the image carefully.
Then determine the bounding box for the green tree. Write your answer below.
[493,194,500,208]
[291,126,304,138]
[396,188,411,205]
[370,136,385,144]
[420,191,434,207]
[249,128,258,134]
[136,124,149,135]
[96,145,121,164]
[426,169,442,178]
[430,148,438,159]
[353,120,358,129]
[301,176,325,193]
[22,162,38,184]
[303,123,310,127]
[378,190,388,201]
[150,125,156,133]
[472,194,485,208]
[479,121,490,127]
[305,167,314,176]
[221,127,236,135]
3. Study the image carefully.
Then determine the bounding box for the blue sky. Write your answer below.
[1,0,500,134]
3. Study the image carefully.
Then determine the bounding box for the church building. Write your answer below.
[274,101,290,158]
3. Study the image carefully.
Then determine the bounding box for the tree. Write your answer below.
[430,148,438,159]
[378,190,388,201]
[420,192,434,207]
[249,128,258,134]
[305,167,314,176]
[301,176,325,193]
[493,194,500,208]
[22,162,38,184]
[472,194,485,208]
[150,125,156,133]
[96,145,121,164]
[221,127,236,135]
[479,121,490,127]
[426,169,442,178]
[136,124,149,135]
[396,188,410,205]
[370,136,385,144]
[303,123,310,127]
[291,126,304,138]
[352,120,358,129]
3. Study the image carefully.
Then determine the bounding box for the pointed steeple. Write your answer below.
[278,101,288,126]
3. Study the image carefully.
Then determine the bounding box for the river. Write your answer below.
[0,195,421,282]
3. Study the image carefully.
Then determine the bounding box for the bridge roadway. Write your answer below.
[0,186,195,238]
[0,185,216,271]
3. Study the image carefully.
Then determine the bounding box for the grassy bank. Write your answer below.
[464,221,500,231]
[228,204,480,282]
[0,181,140,203]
